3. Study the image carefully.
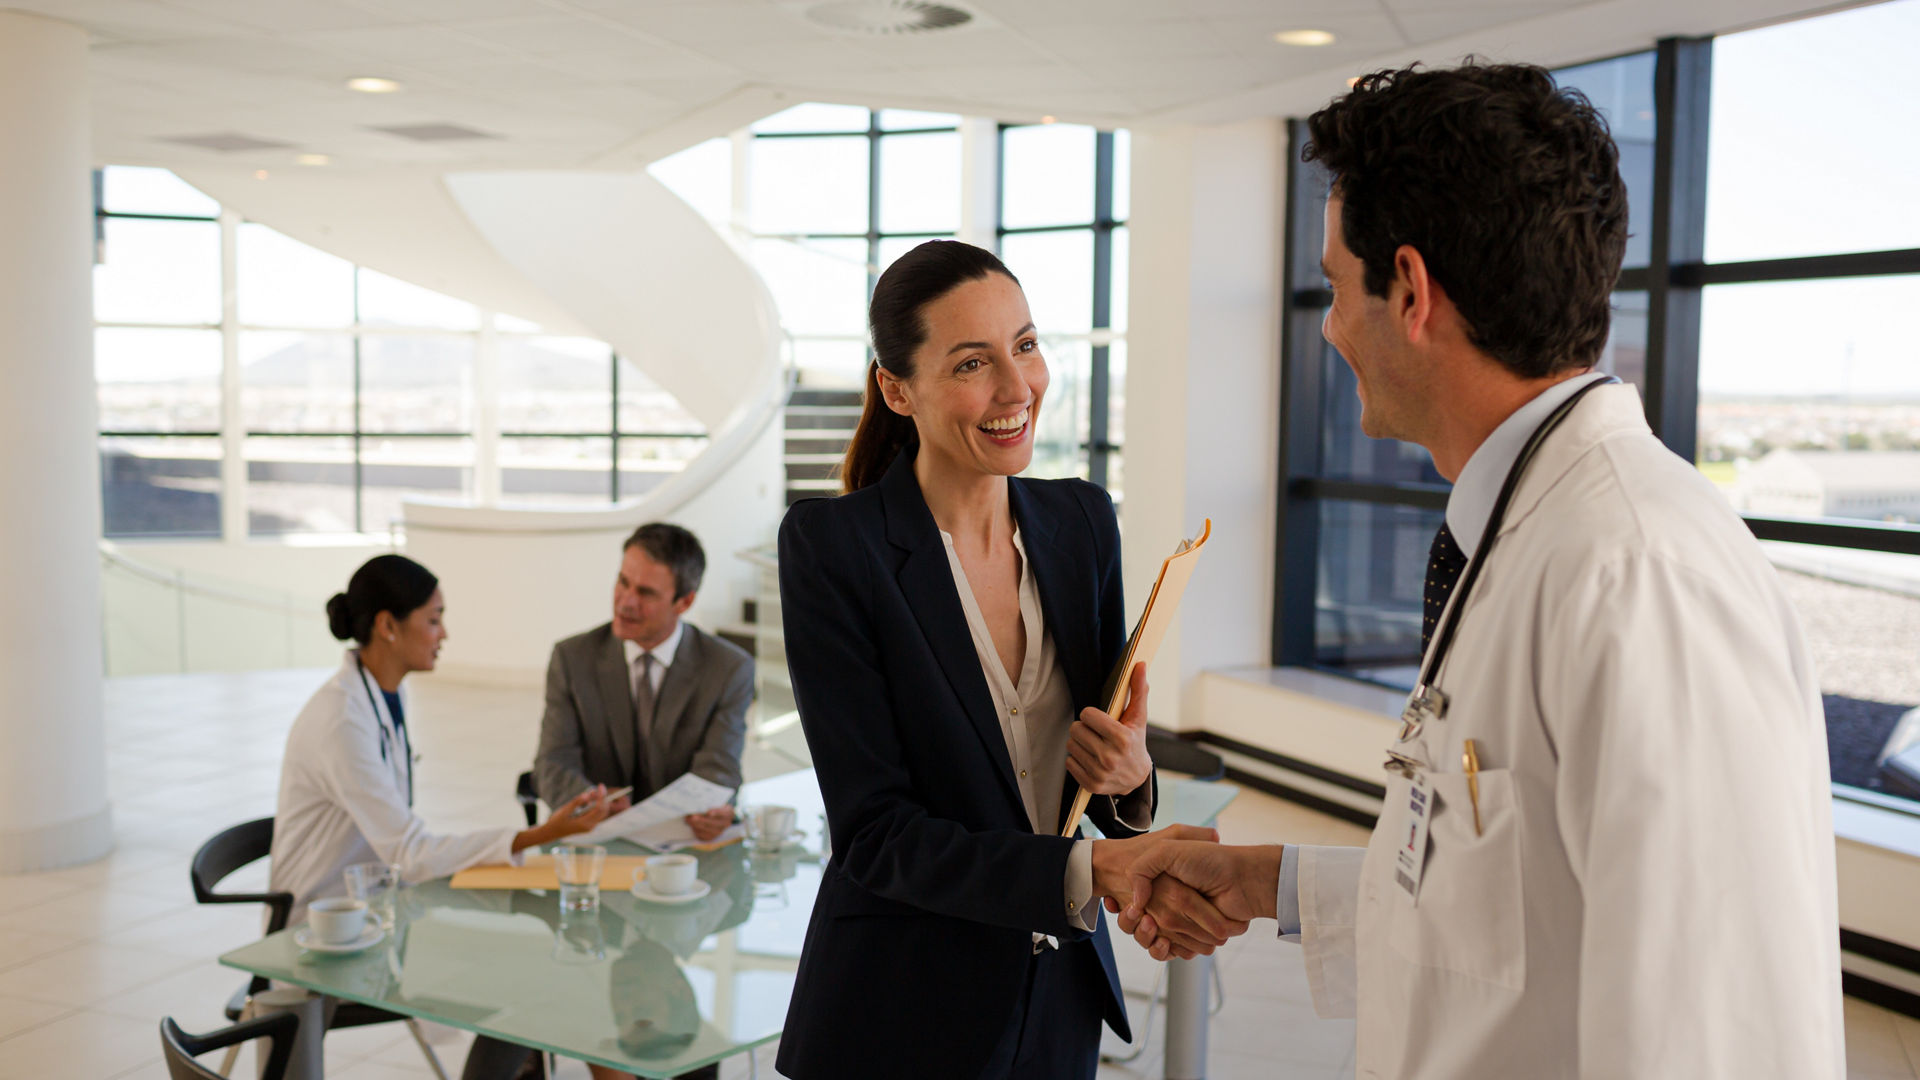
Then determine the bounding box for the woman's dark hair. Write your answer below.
[326,554,439,645]
[1304,61,1628,378]
[839,240,1020,493]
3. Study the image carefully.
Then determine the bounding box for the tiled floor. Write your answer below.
[1,666,1916,1079]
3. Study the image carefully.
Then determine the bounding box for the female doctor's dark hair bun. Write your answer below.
[327,554,439,645]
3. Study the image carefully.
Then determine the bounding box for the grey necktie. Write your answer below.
[633,652,656,744]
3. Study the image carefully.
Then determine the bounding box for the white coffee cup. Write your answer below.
[645,854,699,896]
[310,897,368,945]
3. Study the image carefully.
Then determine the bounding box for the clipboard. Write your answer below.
[1060,518,1212,837]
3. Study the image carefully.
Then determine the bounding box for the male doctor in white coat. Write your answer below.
[1114,63,1844,1077]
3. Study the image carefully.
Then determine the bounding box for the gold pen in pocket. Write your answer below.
[1462,740,1483,837]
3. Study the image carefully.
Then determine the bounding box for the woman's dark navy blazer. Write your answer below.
[773,449,1154,1080]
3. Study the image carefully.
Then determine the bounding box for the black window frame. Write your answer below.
[1272,35,1920,683]
[996,123,1127,489]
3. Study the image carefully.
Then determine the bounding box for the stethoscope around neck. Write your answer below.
[356,654,415,805]
[1386,375,1620,777]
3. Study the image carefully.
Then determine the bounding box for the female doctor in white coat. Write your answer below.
[1114,63,1843,1079]
[269,554,613,922]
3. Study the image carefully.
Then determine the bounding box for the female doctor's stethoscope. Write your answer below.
[1386,374,1621,780]
[356,656,415,805]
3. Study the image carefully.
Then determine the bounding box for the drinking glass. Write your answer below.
[552,904,608,964]
[554,844,606,912]
[343,862,399,930]
[745,804,797,854]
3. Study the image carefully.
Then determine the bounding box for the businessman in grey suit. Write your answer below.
[534,523,752,842]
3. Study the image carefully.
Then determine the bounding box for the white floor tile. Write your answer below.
[0,1008,171,1080]
[0,941,203,1008]
[0,994,75,1041]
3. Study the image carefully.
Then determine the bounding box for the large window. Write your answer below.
[1274,5,1920,808]
[1000,123,1130,494]
[746,104,962,387]
[711,106,1129,492]
[94,168,707,539]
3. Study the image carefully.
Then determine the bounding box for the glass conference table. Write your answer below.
[221,768,1237,1079]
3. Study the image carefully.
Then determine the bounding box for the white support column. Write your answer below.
[219,209,245,541]
[1121,119,1286,731]
[728,127,753,244]
[958,117,999,250]
[474,310,501,506]
[0,11,113,870]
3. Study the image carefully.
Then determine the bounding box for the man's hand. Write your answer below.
[1108,842,1283,961]
[1066,662,1153,796]
[684,805,733,842]
[1091,825,1249,958]
[606,793,633,815]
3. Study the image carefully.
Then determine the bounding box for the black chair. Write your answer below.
[515,771,540,828]
[1146,730,1227,782]
[190,818,450,1078]
[161,1013,299,1080]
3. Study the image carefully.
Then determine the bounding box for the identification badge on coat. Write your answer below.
[1394,769,1433,901]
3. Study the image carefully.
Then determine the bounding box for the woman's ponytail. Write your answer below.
[839,361,919,494]
[835,239,1019,493]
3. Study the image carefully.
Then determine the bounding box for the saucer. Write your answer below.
[294,923,387,954]
[630,878,711,905]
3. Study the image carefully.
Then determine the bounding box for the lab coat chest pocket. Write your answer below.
[1385,768,1526,991]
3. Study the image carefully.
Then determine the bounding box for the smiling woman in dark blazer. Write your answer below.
[775,241,1239,1080]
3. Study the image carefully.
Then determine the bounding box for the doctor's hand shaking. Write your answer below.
[1089,826,1253,960]
[1104,841,1282,960]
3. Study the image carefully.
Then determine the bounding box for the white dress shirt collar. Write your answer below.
[1446,371,1612,558]
[621,618,685,671]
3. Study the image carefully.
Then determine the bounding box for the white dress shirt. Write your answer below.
[270,650,519,925]
[940,525,1152,934]
[622,619,685,700]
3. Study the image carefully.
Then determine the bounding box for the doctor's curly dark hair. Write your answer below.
[1304,61,1628,378]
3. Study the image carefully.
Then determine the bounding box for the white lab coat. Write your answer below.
[269,650,518,924]
[1293,385,1844,1078]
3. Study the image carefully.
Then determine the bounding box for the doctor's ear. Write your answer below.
[371,610,399,644]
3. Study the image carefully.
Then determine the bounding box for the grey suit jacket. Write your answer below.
[533,621,753,810]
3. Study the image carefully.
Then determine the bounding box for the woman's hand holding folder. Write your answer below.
[1066,662,1154,796]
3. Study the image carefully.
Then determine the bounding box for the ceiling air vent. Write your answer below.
[805,0,973,34]
[368,122,499,143]
[160,132,295,153]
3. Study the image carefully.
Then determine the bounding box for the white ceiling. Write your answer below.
[7,0,1849,172]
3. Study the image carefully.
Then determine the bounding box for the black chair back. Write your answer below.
[1146,730,1227,783]
[161,1013,298,1080]
[191,817,293,998]
[516,771,540,827]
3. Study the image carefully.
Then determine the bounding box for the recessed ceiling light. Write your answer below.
[346,77,403,94]
[1346,76,1361,88]
[1274,29,1336,47]
[253,170,270,180]
[296,153,330,166]
[1040,115,1057,125]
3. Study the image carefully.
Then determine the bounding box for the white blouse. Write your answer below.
[939,525,1152,933]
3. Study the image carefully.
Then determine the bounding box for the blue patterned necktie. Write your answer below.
[1422,522,1469,659]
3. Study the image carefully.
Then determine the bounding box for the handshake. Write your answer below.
[1089,826,1286,961]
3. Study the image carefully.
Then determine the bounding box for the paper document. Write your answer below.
[575,772,736,846]
[626,821,747,853]
[1060,518,1213,837]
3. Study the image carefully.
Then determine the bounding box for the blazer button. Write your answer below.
[1010,707,1019,715]
[1019,769,1028,778]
